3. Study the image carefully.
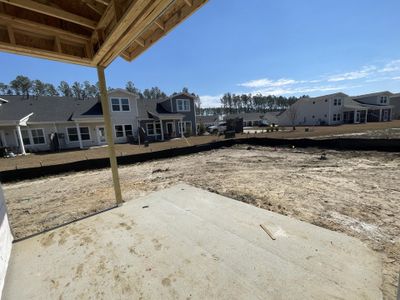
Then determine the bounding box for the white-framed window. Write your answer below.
[333,114,337,121]
[114,124,133,138]
[380,96,387,104]
[146,122,161,136]
[111,98,130,112]
[19,128,45,145]
[21,129,31,145]
[31,129,45,144]
[337,113,341,121]
[334,98,341,106]
[177,99,190,112]
[178,121,192,134]
[67,127,91,142]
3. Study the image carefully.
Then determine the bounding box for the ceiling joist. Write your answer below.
[0,0,98,29]
[0,0,208,66]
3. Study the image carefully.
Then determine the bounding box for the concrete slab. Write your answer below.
[3,184,382,299]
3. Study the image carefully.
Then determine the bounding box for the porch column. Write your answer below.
[180,119,184,138]
[75,122,83,149]
[97,65,123,205]
[160,119,164,141]
[365,110,368,123]
[379,109,382,122]
[354,110,357,123]
[16,125,26,155]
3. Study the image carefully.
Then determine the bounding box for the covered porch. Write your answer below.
[343,109,368,124]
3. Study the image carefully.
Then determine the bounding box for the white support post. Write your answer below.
[75,123,83,149]
[160,119,164,141]
[365,110,368,123]
[97,65,123,205]
[354,110,357,123]
[16,125,26,155]
[379,109,382,122]
[180,119,184,138]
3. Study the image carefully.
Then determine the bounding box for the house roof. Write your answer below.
[196,115,219,124]
[137,92,194,120]
[352,91,393,99]
[223,111,281,123]
[0,95,100,124]
[343,98,368,110]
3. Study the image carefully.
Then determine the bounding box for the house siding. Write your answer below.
[170,95,196,135]
[390,95,400,119]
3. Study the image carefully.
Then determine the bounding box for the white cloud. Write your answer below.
[327,66,376,82]
[199,94,223,107]
[392,76,400,80]
[379,59,400,73]
[252,85,353,96]
[238,78,297,88]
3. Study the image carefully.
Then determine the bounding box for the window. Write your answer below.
[337,114,341,121]
[114,125,133,138]
[111,98,120,111]
[21,129,31,145]
[115,125,124,137]
[111,98,130,111]
[380,96,387,104]
[178,121,192,134]
[121,99,130,111]
[67,127,90,142]
[31,129,45,144]
[146,123,161,135]
[177,99,190,112]
[334,99,337,106]
[337,99,342,106]
[333,114,337,121]
[124,125,133,136]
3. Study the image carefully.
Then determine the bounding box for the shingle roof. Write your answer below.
[0,95,100,123]
[352,91,393,99]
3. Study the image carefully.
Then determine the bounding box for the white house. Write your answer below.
[0,89,197,154]
[277,91,393,126]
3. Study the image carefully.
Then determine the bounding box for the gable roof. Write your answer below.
[352,91,393,99]
[0,95,100,123]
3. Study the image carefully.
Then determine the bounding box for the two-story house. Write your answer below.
[277,91,394,126]
[0,89,197,154]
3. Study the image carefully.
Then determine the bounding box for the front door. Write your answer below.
[166,122,174,137]
[96,126,106,145]
[382,110,389,121]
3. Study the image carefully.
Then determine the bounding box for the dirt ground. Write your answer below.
[3,145,399,298]
[1,120,400,171]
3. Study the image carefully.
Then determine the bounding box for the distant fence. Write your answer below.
[1,137,399,183]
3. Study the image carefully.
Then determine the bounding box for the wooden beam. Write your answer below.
[123,0,208,63]
[97,65,123,205]
[184,0,193,7]
[135,37,145,47]
[54,36,61,52]
[0,13,90,43]
[6,25,15,44]
[98,0,177,66]
[82,0,104,15]
[95,0,110,5]
[155,20,165,31]
[0,41,92,66]
[0,0,97,29]
[92,0,159,65]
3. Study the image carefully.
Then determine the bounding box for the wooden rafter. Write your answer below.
[0,0,98,29]
[0,0,208,66]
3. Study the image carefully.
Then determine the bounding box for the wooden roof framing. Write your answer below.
[0,0,208,67]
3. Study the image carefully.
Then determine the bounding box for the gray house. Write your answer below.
[0,90,197,154]
[390,93,400,119]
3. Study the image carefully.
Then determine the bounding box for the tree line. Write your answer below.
[199,93,308,115]
[0,75,195,101]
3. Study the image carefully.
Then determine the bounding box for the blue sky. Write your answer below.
[1,0,400,107]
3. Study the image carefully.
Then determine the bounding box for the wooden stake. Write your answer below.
[97,65,123,205]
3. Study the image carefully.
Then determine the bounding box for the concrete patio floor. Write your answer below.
[3,184,382,299]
